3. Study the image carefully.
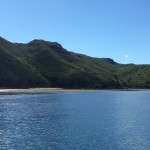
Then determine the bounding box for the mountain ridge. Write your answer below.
[0,37,150,89]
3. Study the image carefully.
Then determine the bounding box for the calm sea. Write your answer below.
[0,90,150,150]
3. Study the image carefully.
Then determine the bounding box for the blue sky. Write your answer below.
[0,0,150,64]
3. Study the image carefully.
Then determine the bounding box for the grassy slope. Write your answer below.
[0,37,150,89]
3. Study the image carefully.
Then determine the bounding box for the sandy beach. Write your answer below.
[0,88,65,95]
[0,88,148,95]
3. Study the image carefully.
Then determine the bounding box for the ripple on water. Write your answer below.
[0,90,150,149]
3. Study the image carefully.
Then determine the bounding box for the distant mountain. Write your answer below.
[0,36,150,89]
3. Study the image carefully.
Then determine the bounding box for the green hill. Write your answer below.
[0,36,150,89]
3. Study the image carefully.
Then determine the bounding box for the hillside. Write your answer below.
[0,37,150,89]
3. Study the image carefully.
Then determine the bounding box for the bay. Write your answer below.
[0,90,150,150]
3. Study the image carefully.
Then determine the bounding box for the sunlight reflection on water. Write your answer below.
[0,90,150,149]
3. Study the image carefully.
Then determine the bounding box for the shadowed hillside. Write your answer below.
[0,37,150,89]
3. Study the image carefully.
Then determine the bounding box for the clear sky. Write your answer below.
[0,0,150,64]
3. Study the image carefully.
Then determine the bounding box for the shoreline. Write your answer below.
[0,88,149,95]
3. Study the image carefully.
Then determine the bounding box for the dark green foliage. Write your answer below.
[0,37,150,89]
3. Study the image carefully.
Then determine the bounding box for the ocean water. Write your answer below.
[0,90,150,150]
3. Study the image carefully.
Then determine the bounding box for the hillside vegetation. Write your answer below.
[0,37,150,89]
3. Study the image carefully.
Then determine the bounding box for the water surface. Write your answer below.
[0,90,150,149]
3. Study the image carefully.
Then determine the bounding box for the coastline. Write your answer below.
[0,88,149,95]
